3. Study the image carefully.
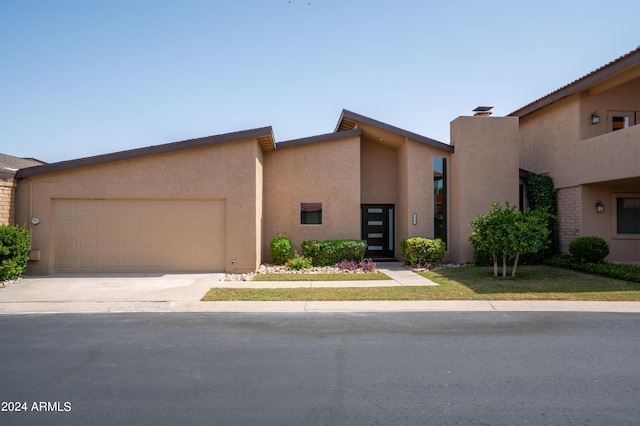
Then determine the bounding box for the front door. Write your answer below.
[361,204,395,258]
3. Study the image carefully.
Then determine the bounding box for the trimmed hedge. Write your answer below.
[400,237,446,267]
[301,239,367,267]
[569,236,610,263]
[0,225,30,280]
[545,255,640,284]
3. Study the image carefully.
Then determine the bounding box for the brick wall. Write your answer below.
[0,176,16,226]
[556,186,581,254]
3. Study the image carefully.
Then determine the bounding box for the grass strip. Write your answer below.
[202,266,640,301]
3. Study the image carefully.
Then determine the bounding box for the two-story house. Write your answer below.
[511,46,640,263]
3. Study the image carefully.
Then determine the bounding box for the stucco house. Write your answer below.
[511,46,640,263]
[7,47,639,275]
[11,110,517,275]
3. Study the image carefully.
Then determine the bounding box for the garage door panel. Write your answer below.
[79,239,97,250]
[54,200,226,272]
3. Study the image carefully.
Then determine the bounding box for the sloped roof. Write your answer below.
[335,109,453,152]
[0,154,45,177]
[16,127,275,179]
[510,45,640,118]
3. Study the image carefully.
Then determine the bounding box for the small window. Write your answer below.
[617,197,640,234]
[300,203,322,225]
[608,111,639,132]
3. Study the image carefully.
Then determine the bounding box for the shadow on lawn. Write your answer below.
[433,266,640,294]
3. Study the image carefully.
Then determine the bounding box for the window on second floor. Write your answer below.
[608,111,640,132]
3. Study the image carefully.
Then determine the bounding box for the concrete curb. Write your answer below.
[2,300,640,314]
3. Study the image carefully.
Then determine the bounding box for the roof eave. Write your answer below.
[16,126,274,179]
[510,45,640,118]
[336,109,453,153]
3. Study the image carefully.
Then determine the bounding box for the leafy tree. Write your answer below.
[469,202,554,277]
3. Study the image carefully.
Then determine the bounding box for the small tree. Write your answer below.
[509,208,553,276]
[469,202,553,277]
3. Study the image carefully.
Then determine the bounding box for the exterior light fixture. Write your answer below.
[412,213,417,225]
[591,112,600,125]
[595,200,604,213]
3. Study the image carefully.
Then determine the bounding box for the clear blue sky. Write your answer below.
[2,1,639,163]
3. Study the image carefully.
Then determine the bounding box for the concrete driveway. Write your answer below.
[0,273,224,303]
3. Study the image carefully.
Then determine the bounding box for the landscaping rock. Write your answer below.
[224,263,378,281]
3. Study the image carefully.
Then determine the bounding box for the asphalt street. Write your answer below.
[1,312,639,425]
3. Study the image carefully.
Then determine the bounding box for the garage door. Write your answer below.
[54,199,225,272]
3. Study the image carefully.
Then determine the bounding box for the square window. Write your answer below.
[300,203,322,225]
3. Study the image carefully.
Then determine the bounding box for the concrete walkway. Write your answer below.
[219,262,439,288]
[1,263,639,314]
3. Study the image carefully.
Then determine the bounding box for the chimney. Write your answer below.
[473,106,493,117]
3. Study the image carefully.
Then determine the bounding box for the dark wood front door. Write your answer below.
[361,204,395,258]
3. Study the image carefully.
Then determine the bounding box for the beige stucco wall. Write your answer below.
[16,139,264,275]
[521,77,640,189]
[580,76,640,140]
[449,116,520,263]
[262,136,362,260]
[581,185,640,263]
[519,96,580,185]
[569,125,640,187]
[360,138,397,205]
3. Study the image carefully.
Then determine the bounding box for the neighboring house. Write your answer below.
[0,154,44,226]
[14,111,517,275]
[510,46,640,263]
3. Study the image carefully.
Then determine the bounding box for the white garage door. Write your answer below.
[54,199,225,272]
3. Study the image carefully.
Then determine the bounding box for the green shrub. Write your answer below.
[400,237,446,267]
[0,225,31,280]
[270,234,293,265]
[286,252,313,270]
[569,236,610,263]
[301,240,367,267]
[545,255,640,283]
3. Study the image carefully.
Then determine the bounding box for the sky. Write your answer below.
[2,0,640,163]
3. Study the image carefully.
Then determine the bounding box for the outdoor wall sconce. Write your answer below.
[591,112,600,125]
[412,213,417,225]
[595,200,604,213]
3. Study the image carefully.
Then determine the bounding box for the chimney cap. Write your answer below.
[473,106,494,113]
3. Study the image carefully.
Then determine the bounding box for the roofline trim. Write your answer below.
[16,127,274,178]
[275,129,362,149]
[509,45,640,118]
[336,109,454,152]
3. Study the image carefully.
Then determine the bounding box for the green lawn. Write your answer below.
[202,265,640,301]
